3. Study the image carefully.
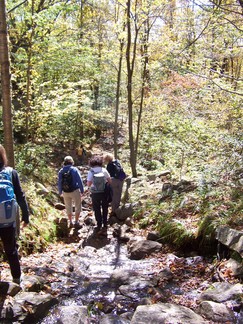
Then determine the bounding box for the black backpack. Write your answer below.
[112,160,126,181]
[62,168,74,192]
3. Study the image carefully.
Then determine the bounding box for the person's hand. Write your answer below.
[21,222,28,229]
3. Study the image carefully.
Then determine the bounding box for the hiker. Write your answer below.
[87,155,111,231]
[58,156,84,228]
[0,145,29,284]
[103,153,126,215]
[76,144,86,165]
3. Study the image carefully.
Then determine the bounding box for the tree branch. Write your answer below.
[8,0,28,13]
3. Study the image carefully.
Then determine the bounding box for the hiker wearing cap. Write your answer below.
[58,156,84,228]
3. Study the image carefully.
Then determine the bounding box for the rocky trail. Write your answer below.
[0,136,242,323]
[0,185,242,323]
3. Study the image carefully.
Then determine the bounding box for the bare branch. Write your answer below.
[8,0,28,13]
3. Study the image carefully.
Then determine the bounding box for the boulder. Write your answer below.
[0,291,57,322]
[200,282,243,303]
[216,226,243,257]
[223,258,243,279]
[21,275,45,292]
[0,281,21,297]
[127,239,162,260]
[57,305,89,324]
[130,303,206,324]
[199,300,236,322]
[115,203,139,221]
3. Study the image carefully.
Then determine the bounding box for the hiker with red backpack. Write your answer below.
[58,156,84,228]
[0,145,29,284]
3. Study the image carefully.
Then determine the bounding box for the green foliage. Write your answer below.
[15,143,55,183]
[156,213,195,249]
[18,181,60,255]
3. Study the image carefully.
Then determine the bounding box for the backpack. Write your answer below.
[104,182,113,203]
[113,160,126,181]
[62,168,74,192]
[0,167,18,228]
[91,170,106,193]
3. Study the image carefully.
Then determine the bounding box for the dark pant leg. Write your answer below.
[91,193,102,227]
[101,193,109,226]
[0,226,21,279]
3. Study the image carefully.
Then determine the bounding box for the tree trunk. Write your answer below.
[114,10,126,159]
[126,0,137,177]
[0,0,15,166]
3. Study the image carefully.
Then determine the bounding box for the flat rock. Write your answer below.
[199,300,236,322]
[127,239,162,260]
[130,303,207,324]
[200,282,243,303]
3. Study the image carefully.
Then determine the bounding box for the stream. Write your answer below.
[14,218,216,323]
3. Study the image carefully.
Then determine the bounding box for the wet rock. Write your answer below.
[119,279,153,299]
[0,291,57,322]
[110,269,137,287]
[57,305,89,324]
[156,267,173,282]
[127,239,162,260]
[0,281,21,297]
[100,313,130,324]
[199,300,236,322]
[130,303,206,324]
[200,282,243,303]
[216,226,243,257]
[21,275,45,292]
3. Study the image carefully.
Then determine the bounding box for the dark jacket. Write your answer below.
[107,160,122,178]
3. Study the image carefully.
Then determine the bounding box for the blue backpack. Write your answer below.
[0,167,18,228]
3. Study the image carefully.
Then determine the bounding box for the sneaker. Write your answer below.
[13,278,21,284]
[94,226,102,233]
[74,221,82,229]
[68,220,73,228]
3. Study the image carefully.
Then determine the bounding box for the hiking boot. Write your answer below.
[68,220,73,228]
[94,226,102,233]
[13,277,21,285]
[74,221,82,229]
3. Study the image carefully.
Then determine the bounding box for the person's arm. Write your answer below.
[12,169,30,224]
[74,168,84,193]
[87,170,93,187]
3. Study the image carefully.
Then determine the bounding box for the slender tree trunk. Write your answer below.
[0,0,15,166]
[126,0,137,177]
[114,44,123,159]
[114,10,126,159]
[26,0,35,141]
[135,16,150,156]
